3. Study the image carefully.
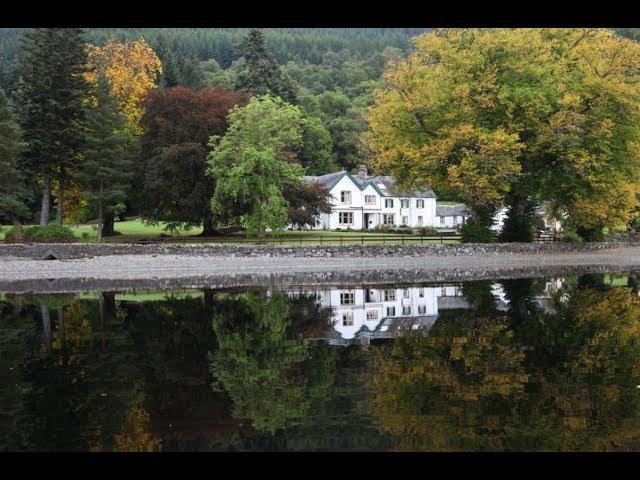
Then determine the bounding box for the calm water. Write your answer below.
[2,274,640,451]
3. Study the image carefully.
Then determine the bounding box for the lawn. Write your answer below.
[1,219,460,244]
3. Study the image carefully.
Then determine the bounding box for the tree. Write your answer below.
[15,28,91,226]
[234,29,298,104]
[75,76,132,242]
[139,86,248,236]
[0,88,27,224]
[299,116,337,175]
[284,181,333,230]
[365,29,640,242]
[207,95,305,235]
[86,37,162,136]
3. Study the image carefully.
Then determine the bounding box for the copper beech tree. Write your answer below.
[138,86,249,236]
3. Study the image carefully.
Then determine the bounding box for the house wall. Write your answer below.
[436,214,468,228]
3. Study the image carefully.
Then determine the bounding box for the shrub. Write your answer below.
[418,226,438,236]
[562,230,583,243]
[4,223,76,243]
[460,217,495,243]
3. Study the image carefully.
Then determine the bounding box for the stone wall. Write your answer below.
[0,240,633,260]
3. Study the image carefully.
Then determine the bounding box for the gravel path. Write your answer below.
[2,246,640,281]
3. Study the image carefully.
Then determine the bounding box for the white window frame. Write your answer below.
[453,216,458,225]
[366,310,378,320]
[418,288,425,298]
[402,216,408,225]
[340,190,352,204]
[364,195,376,205]
[418,305,426,314]
[440,216,445,225]
[400,199,410,208]
[342,312,353,326]
[416,199,425,208]
[385,198,394,208]
[403,305,411,315]
[340,291,355,305]
[339,212,353,226]
[384,289,396,301]
[417,216,423,226]
[386,306,396,317]
[383,214,395,225]
[403,289,410,299]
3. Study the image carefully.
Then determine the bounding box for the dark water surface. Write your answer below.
[2,273,640,451]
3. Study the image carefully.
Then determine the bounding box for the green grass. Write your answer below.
[2,219,460,244]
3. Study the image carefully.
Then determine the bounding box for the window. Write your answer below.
[365,195,376,205]
[403,306,411,315]
[385,198,394,208]
[402,216,408,225]
[342,313,353,326]
[416,199,425,208]
[384,289,396,301]
[366,310,378,320]
[340,291,355,305]
[417,216,423,226]
[453,216,458,225]
[403,289,410,298]
[383,214,395,225]
[340,191,351,204]
[339,212,353,225]
[441,287,447,296]
[400,199,409,208]
[440,216,445,225]
[386,306,396,317]
[418,288,425,298]
[418,305,427,314]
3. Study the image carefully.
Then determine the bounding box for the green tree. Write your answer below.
[234,29,298,104]
[365,29,640,242]
[15,28,91,226]
[0,88,28,224]
[207,95,305,235]
[75,76,132,242]
[299,116,337,175]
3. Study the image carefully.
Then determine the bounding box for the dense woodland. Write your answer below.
[1,27,640,242]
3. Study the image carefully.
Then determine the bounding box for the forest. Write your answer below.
[2,27,640,242]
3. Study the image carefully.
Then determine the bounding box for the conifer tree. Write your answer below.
[15,28,91,225]
[76,76,132,242]
[0,88,27,223]
[234,29,298,103]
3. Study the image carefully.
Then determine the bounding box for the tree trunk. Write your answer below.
[102,212,115,237]
[56,178,65,225]
[41,306,51,347]
[97,182,103,243]
[40,177,51,226]
[201,213,216,237]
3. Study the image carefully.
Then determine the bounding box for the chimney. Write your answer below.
[357,165,368,180]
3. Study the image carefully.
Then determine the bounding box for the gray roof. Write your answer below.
[304,168,437,198]
[437,296,470,309]
[436,204,471,217]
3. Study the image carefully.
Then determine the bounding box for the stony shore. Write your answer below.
[1,243,639,294]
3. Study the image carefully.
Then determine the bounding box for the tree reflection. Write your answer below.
[368,277,640,451]
[209,292,337,435]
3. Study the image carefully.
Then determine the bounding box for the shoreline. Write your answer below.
[1,245,640,294]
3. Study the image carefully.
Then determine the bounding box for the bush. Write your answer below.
[418,226,438,236]
[562,230,583,243]
[3,223,76,243]
[460,217,495,243]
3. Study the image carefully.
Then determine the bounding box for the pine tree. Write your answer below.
[0,88,27,223]
[234,29,298,104]
[156,34,180,88]
[16,28,91,225]
[76,76,132,242]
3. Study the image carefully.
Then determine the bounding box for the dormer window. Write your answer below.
[364,195,376,205]
[340,191,352,204]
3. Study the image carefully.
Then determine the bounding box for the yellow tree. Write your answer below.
[86,37,162,135]
[364,29,640,241]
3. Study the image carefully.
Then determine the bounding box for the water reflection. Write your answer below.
[1,274,640,451]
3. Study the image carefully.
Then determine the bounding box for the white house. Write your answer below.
[435,204,472,228]
[302,166,438,230]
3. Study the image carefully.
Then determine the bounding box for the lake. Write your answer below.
[2,273,640,451]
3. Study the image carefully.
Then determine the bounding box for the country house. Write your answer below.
[302,165,469,230]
